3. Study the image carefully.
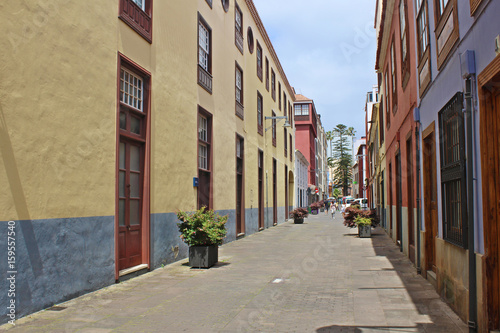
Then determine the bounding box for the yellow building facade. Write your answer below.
[0,0,295,322]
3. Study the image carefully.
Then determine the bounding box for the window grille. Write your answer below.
[439,92,467,248]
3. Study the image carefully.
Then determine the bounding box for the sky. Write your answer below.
[252,0,378,139]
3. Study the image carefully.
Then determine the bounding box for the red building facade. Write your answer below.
[293,94,318,188]
[376,0,419,263]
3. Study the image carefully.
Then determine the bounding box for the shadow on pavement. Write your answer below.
[365,226,466,331]
[316,324,425,332]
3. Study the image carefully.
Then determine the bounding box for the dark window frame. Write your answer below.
[390,38,398,113]
[197,106,213,210]
[278,82,282,111]
[433,0,459,69]
[284,128,287,157]
[399,0,411,90]
[272,110,276,147]
[438,92,467,248]
[469,0,485,15]
[265,57,269,91]
[385,69,391,129]
[247,27,254,54]
[235,62,244,119]
[256,41,263,81]
[119,0,152,43]
[257,91,263,135]
[234,1,243,53]
[416,0,431,95]
[198,13,213,94]
[271,69,276,101]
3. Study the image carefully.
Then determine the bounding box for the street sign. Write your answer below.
[315,188,319,194]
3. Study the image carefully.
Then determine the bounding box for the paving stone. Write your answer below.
[0,214,467,332]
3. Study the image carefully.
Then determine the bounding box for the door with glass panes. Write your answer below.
[117,64,147,271]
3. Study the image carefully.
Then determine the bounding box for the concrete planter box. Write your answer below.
[294,217,304,224]
[311,209,318,215]
[189,245,218,268]
[358,225,372,238]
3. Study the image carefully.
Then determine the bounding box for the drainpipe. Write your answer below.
[414,108,421,274]
[460,49,477,332]
[465,77,477,332]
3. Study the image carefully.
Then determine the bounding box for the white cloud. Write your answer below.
[253,0,377,135]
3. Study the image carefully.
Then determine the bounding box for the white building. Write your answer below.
[295,150,309,208]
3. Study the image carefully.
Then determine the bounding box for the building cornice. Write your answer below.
[245,0,295,100]
[375,0,395,71]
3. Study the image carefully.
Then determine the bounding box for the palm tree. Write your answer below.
[327,124,356,196]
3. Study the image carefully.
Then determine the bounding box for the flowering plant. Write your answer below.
[177,207,227,246]
[343,207,379,228]
[289,207,309,219]
[310,201,323,209]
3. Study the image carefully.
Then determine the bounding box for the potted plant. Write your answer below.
[177,207,228,268]
[289,207,309,224]
[355,215,372,238]
[310,201,322,215]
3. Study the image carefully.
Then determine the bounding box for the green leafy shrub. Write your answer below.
[344,208,379,228]
[177,207,228,246]
[354,216,372,226]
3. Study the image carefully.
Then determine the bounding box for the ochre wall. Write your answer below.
[0,1,119,221]
[0,0,295,221]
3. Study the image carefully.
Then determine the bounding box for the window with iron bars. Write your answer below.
[439,92,467,248]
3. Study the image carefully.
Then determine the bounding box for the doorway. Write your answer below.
[389,162,393,236]
[258,150,264,230]
[236,136,245,236]
[407,136,415,263]
[479,60,500,330]
[118,139,144,270]
[116,58,150,275]
[396,152,402,251]
[423,123,437,274]
[285,165,288,219]
[273,158,277,225]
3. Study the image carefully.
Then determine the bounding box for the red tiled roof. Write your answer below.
[294,94,312,102]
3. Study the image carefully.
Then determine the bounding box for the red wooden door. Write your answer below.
[423,127,438,273]
[273,159,277,225]
[118,140,143,270]
[258,151,264,230]
[481,80,500,330]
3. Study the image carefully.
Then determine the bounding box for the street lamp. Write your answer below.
[265,116,291,132]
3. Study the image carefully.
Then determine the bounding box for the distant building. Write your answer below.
[352,138,367,199]
[294,93,323,205]
[295,150,309,208]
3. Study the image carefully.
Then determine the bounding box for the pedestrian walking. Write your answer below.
[330,203,335,218]
[341,204,346,216]
[325,201,330,215]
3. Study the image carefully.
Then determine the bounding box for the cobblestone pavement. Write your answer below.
[1,213,467,332]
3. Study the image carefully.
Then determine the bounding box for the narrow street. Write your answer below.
[2,214,466,333]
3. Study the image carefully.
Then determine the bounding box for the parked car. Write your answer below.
[348,198,368,209]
